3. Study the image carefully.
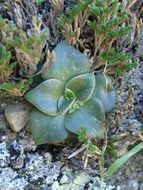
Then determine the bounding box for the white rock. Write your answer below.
[72,172,90,189]
[51,181,59,190]
[4,102,32,132]
[0,142,10,167]
[60,174,69,184]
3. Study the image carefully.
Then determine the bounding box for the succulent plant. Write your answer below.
[25,41,116,145]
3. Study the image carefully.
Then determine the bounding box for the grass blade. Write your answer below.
[104,142,143,177]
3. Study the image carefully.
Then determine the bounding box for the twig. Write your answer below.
[68,144,88,159]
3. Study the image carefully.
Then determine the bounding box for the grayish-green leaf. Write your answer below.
[25,79,64,116]
[29,109,70,145]
[92,73,116,112]
[65,98,105,138]
[65,73,95,102]
[41,41,90,84]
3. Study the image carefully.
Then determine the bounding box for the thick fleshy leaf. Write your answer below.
[69,101,84,113]
[41,41,90,84]
[25,79,64,116]
[65,98,105,138]
[65,73,95,102]
[64,88,75,100]
[58,96,76,114]
[29,109,70,145]
[92,73,116,112]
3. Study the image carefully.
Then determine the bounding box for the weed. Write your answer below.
[0,78,33,97]
[0,45,16,82]
[78,127,101,154]
[8,17,48,76]
[58,0,137,75]
[0,16,16,45]
[58,0,91,46]
[99,49,138,76]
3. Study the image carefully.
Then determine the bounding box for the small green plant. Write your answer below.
[0,16,48,77]
[0,45,16,82]
[25,41,116,145]
[0,79,33,97]
[58,0,135,75]
[0,16,15,45]
[8,17,48,76]
[100,49,137,76]
[78,127,101,154]
[58,0,91,45]
[105,136,120,157]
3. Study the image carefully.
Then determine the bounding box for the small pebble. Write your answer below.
[4,102,32,132]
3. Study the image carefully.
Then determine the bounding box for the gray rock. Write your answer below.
[72,172,90,189]
[11,156,25,169]
[60,174,69,184]
[0,114,7,131]
[127,180,139,190]
[0,142,10,167]
[58,171,91,190]
[0,167,28,190]
[51,181,60,190]
[4,102,32,132]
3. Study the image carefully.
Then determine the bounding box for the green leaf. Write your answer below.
[64,88,75,100]
[69,101,84,113]
[41,41,90,84]
[92,73,116,112]
[29,109,70,145]
[104,142,143,177]
[65,73,95,102]
[65,98,105,138]
[58,96,76,114]
[25,79,64,116]
[108,25,133,38]
[0,16,5,27]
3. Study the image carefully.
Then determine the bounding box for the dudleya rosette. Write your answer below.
[25,41,116,145]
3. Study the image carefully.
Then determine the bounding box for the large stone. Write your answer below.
[4,102,32,132]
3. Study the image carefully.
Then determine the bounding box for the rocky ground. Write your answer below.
[0,1,143,190]
[0,60,143,190]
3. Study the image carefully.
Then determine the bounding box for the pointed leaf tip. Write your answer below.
[41,41,90,84]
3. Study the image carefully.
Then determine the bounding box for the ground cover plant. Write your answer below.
[0,0,143,189]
